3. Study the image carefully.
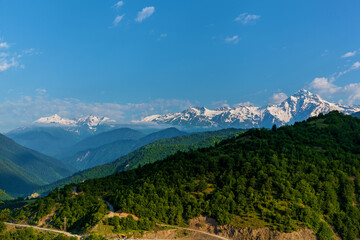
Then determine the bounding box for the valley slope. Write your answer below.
[36,128,242,194]
[0,134,75,197]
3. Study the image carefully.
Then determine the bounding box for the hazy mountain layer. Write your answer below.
[0,133,75,196]
[36,128,242,195]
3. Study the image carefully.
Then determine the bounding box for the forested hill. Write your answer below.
[14,112,360,240]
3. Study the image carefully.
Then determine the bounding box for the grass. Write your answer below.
[230,213,269,229]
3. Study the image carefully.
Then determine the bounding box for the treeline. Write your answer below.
[12,112,360,240]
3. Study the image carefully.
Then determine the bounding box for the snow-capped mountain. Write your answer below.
[5,115,117,156]
[142,89,360,129]
[35,114,115,130]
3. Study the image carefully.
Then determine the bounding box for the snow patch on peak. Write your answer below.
[77,115,114,128]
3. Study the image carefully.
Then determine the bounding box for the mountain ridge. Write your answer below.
[142,89,360,128]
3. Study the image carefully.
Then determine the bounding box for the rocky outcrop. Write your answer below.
[189,216,316,240]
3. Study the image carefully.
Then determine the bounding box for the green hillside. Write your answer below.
[0,133,75,196]
[36,128,242,194]
[15,112,360,240]
[353,112,360,118]
[59,127,187,171]
[0,189,13,201]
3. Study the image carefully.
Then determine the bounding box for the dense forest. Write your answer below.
[9,112,360,240]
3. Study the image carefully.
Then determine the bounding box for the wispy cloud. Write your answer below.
[0,57,17,72]
[157,33,167,40]
[113,15,125,26]
[270,92,288,104]
[0,96,192,132]
[225,35,239,44]
[113,1,124,9]
[308,58,360,105]
[234,101,253,107]
[0,42,9,49]
[211,100,229,109]
[36,88,47,95]
[337,61,360,78]
[309,77,360,105]
[135,6,155,23]
[309,77,341,95]
[342,50,357,58]
[0,40,36,72]
[234,13,261,25]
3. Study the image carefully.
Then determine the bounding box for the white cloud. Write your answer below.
[113,15,125,26]
[225,35,239,44]
[0,39,35,72]
[343,83,360,104]
[234,101,253,107]
[135,6,155,23]
[0,96,192,132]
[36,89,47,95]
[337,61,360,78]
[0,42,9,49]
[309,77,341,95]
[113,1,124,8]
[352,61,360,69]
[157,33,168,41]
[270,92,288,104]
[211,100,229,109]
[0,57,17,72]
[342,51,357,58]
[234,13,261,25]
[309,77,360,105]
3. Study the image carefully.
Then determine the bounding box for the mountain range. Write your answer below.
[6,115,117,156]
[36,128,242,195]
[16,112,360,240]
[142,89,360,128]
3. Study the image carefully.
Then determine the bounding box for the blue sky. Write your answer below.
[0,0,360,131]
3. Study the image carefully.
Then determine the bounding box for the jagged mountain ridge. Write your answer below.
[142,89,360,128]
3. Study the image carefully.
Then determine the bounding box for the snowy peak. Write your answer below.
[35,114,77,126]
[77,115,114,129]
[34,114,115,130]
[292,89,313,97]
[142,89,360,129]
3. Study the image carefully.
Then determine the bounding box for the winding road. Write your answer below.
[103,200,229,240]
[4,222,81,239]
[4,201,229,240]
